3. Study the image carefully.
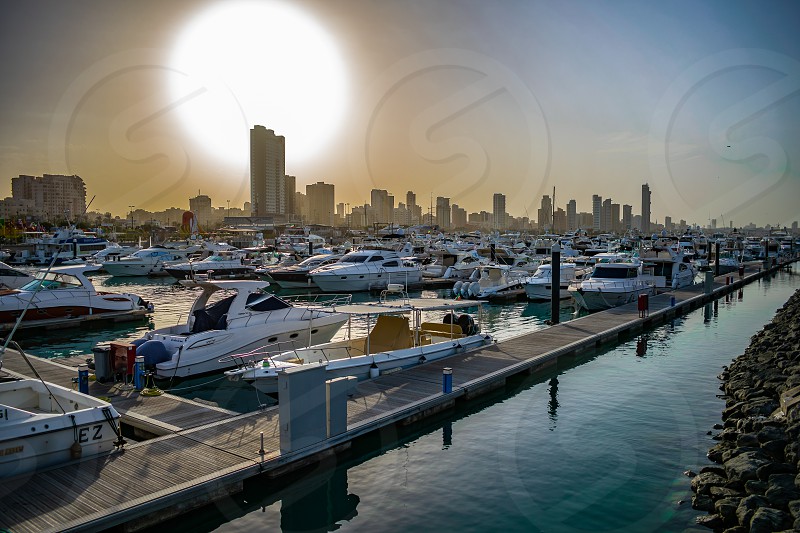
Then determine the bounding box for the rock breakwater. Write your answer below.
[690,287,800,532]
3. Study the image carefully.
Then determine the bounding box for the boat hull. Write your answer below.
[241,333,492,395]
[312,270,422,292]
[569,286,656,312]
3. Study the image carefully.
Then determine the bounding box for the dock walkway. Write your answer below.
[0,260,793,532]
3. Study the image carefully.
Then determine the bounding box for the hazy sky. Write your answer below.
[1,0,799,227]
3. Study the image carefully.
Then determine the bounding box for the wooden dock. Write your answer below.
[0,259,794,532]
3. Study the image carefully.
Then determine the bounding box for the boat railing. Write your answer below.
[280,293,352,310]
[221,339,359,369]
[570,279,656,291]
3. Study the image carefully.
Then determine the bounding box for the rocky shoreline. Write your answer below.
[690,287,800,532]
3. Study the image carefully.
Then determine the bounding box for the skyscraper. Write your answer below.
[641,183,651,233]
[493,193,506,229]
[250,125,285,217]
[306,181,335,226]
[436,196,451,228]
[566,199,577,231]
[592,195,602,232]
[538,194,552,232]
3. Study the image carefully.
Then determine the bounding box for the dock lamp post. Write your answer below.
[550,243,561,325]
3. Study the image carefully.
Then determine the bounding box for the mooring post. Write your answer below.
[714,241,720,277]
[442,367,453,394]
[550,243,560,325]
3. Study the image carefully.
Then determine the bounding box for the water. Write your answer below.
[20,269,800,531]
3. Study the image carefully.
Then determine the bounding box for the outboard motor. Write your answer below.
[453,280,463,296]
[136,340,173,367]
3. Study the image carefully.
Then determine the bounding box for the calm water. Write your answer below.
[21,269,800,532]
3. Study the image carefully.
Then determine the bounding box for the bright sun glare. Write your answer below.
[169,0,348,167]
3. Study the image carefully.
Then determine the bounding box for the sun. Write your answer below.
[168,0,349,166]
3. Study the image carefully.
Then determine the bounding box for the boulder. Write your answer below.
[692,471,728,495]
[714,497,741,527]
[756,462,795,481]
[749,507,791,533]
[735,433,759,448]
[724,451,772,486]
[744,480,768,495]
[765,473,800,508]
[693,493,715,512]
[736,495,769,527]
[695,513,723,529]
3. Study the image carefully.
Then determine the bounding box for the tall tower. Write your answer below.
[641,183,651,233]
[250,125,285,217]
[492,193,506,230]
[566,199,577,231]
[592,195,602,232]
[306,181,335,226]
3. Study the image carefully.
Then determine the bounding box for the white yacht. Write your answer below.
[0,266,152,330]
[129,280,350,378]
[568,253,656,312]
[102,245,198,277]
[164,250,255,280]
[640,246,697,290]
[0,378,123,478]
[259,253,342,289]
[524,262,590,301]
[310,249,423,292]
[224,298,492,395]
[452,264,527,300]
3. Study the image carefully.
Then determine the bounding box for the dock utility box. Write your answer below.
[110,342,137,377]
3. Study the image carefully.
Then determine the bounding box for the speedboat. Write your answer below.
[0,261,34,289]
[0,266,152,330]
[224,298,493,395]
[640,246,697,290]
[524,262,590,301]
[164,250,256,280]
[568,253,656,312]
[128,279,351,378]
[102,245,199,277]
[0,377,123,478]
[452,264,526,301]
[259,253,342,289]
[310,249,423,292]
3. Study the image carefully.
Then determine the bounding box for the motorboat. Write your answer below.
[567,253,656,312]
[452,264,526,301]
[164,250,256,280]
[711,250,741,276]
[639,246,697,290]
[128,280,351,378]
[224,298,493,395]
[102,245,199,277]
[18,226,111,265]
[310,249,423,292]
[421,250,487,280]
[0,261,34,289]
[259,253,342,289]
[524,262,590,301]
[0,266,152,330]
[0,377,123,478]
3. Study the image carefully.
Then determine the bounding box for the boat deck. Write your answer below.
[0,260,793,532]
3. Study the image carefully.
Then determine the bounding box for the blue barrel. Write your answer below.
[78,365,89,394]
[443,367,453,394]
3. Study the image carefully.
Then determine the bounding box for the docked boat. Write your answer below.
[128,280,351,378]
[567,253,656,312]
[0,377,123,478]
[0,261,35,289]
[259,253,342,289]
[523,262,590,301]
[640,246,697,290]
[422,250,488,280]
[164,250,256,280]
[0,266,152,331]
[102,245,199,277]
[309,249,423,292]
[17,226,111,265]
[224,298,493,395]
[452,264,526,301]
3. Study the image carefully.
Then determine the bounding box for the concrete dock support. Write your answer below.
[278,364,327,454]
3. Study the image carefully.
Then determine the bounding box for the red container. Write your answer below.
[637,294,649,312]
[111,342,136,376]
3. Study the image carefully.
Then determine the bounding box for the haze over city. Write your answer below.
[1,0,798,228]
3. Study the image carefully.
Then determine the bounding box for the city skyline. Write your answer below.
[1,1,799,226]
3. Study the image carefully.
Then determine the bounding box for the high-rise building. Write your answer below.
[641,183,651,233]
[284,175,296,219]
[250,125,285,217]
[436,196,451,228]
[553,208,566,233]
[622,204,632,230]
[601,198,612,232]
[566,199,577,231]
[592,195,602,232]
[306,182,335,226]
[492,193,506,229]
[611,203,620,233]
[370,189,393,224]
[406,191,421,225]
[538,195,553,232]
[11,174,87,222]
[451,204,467,228]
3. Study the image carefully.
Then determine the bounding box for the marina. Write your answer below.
[0,258,795,532]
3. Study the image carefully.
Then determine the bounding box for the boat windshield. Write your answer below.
[592,266,639,279]
[21,272,83,290]
[339,253,369,263]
